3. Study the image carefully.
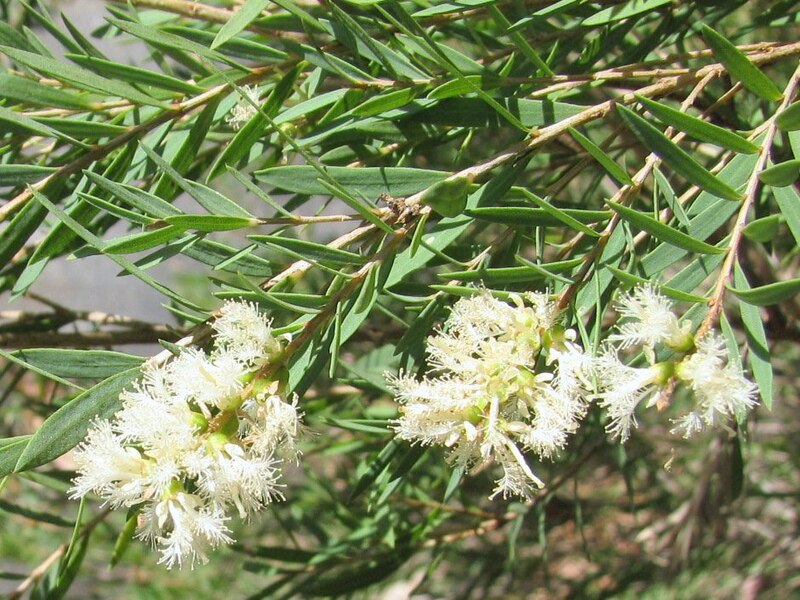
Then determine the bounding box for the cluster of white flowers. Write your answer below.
[225,84,260,130]
[388,292,594,500]
[389,286,760,499]
[70,300,302,569]
[595,285,758,441]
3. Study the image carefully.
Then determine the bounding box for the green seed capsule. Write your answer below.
[419,174,473,218]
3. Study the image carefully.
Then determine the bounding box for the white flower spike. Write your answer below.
[71,300,302,569]
[598,285,759,442]
[388,291,594,500]
[609,284,693,356]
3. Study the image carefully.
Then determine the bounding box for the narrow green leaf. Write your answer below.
[702,25,783,102]
[0,436,32,479]
[162,25,287,61]
[616,104,742,200]
[0,498,74,527]
[636,95,759,154]
[773,185,800,245]
[466,206,612,226]
[139,144,253,217]
[428,75,483,100]
[0,104,77,143]
[164,215,257,231]
[103,225,185,254]
[250,235,366,265]
[606,199,726,254]
[412,0,494,17]
[348,440,402,503]
[758,160,800,187]
[84,172,180,218]
[30,187,207,312]
[605,265,707,302]
[155,99,221,200]
[776,100,800,131]
[743,214,783,242]
[184,239,272,276]
[110,510,140,568]
[0,45,165,107]
[0,164,56,186]
[256,165,449,197]
[34,117,126,139]
[212,0,269,49]
[0,196,48,267]
[519,189,602,237]
[107,18,245,71]
[568,127,634,184]
[353,88,420,117]
[583,0,671,26]
[11,349,143,379]
[0,74,89,109]
[440,260,581,284]
[727,277,800,306]
[66,54,202,95]
[61,12,107,59]
[734,264,773,409]
[14,368,140,473]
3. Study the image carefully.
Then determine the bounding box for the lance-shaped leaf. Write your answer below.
[702,25,783,102]
[256,165,449,197]
[568,127,634,184]
[466,206,612,226]
[776,101,800,131]
[0,165,57,186]
[13,367,141,474]
[164,214,258,232]
[727,277,800,306]
[616,104,742,200]
[10,349,143,379]
[582,0,672,26]
[636,95,759,154]
[0,436,32,479]
[66,54,203,95]
[250,235,367,266]
[606,199,726,254]
[211,0,269,49]
[103,225,186,254]
[0,46,166,107]
[0,74,90,109]
[734,264,773,409]
[758,160,800,187]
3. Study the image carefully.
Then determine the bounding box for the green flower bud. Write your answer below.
[651,361,675,386]
[188,411,209,434]
[419,174,474,218]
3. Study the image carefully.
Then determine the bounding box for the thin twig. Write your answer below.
[697,63,800,337]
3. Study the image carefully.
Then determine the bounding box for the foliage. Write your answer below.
[0,0,799,597]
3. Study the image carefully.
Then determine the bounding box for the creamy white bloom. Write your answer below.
[594,351,671,442]
[389,292,593,499]
[225,85,260,130]
[138,492,233,569]
[673,332,758,437]
[609,285,692,353]
[71,420,153,506]
[214,300,282,365]
[241,394,304,459]
[601,286,759,442]
[70,300,300,569]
